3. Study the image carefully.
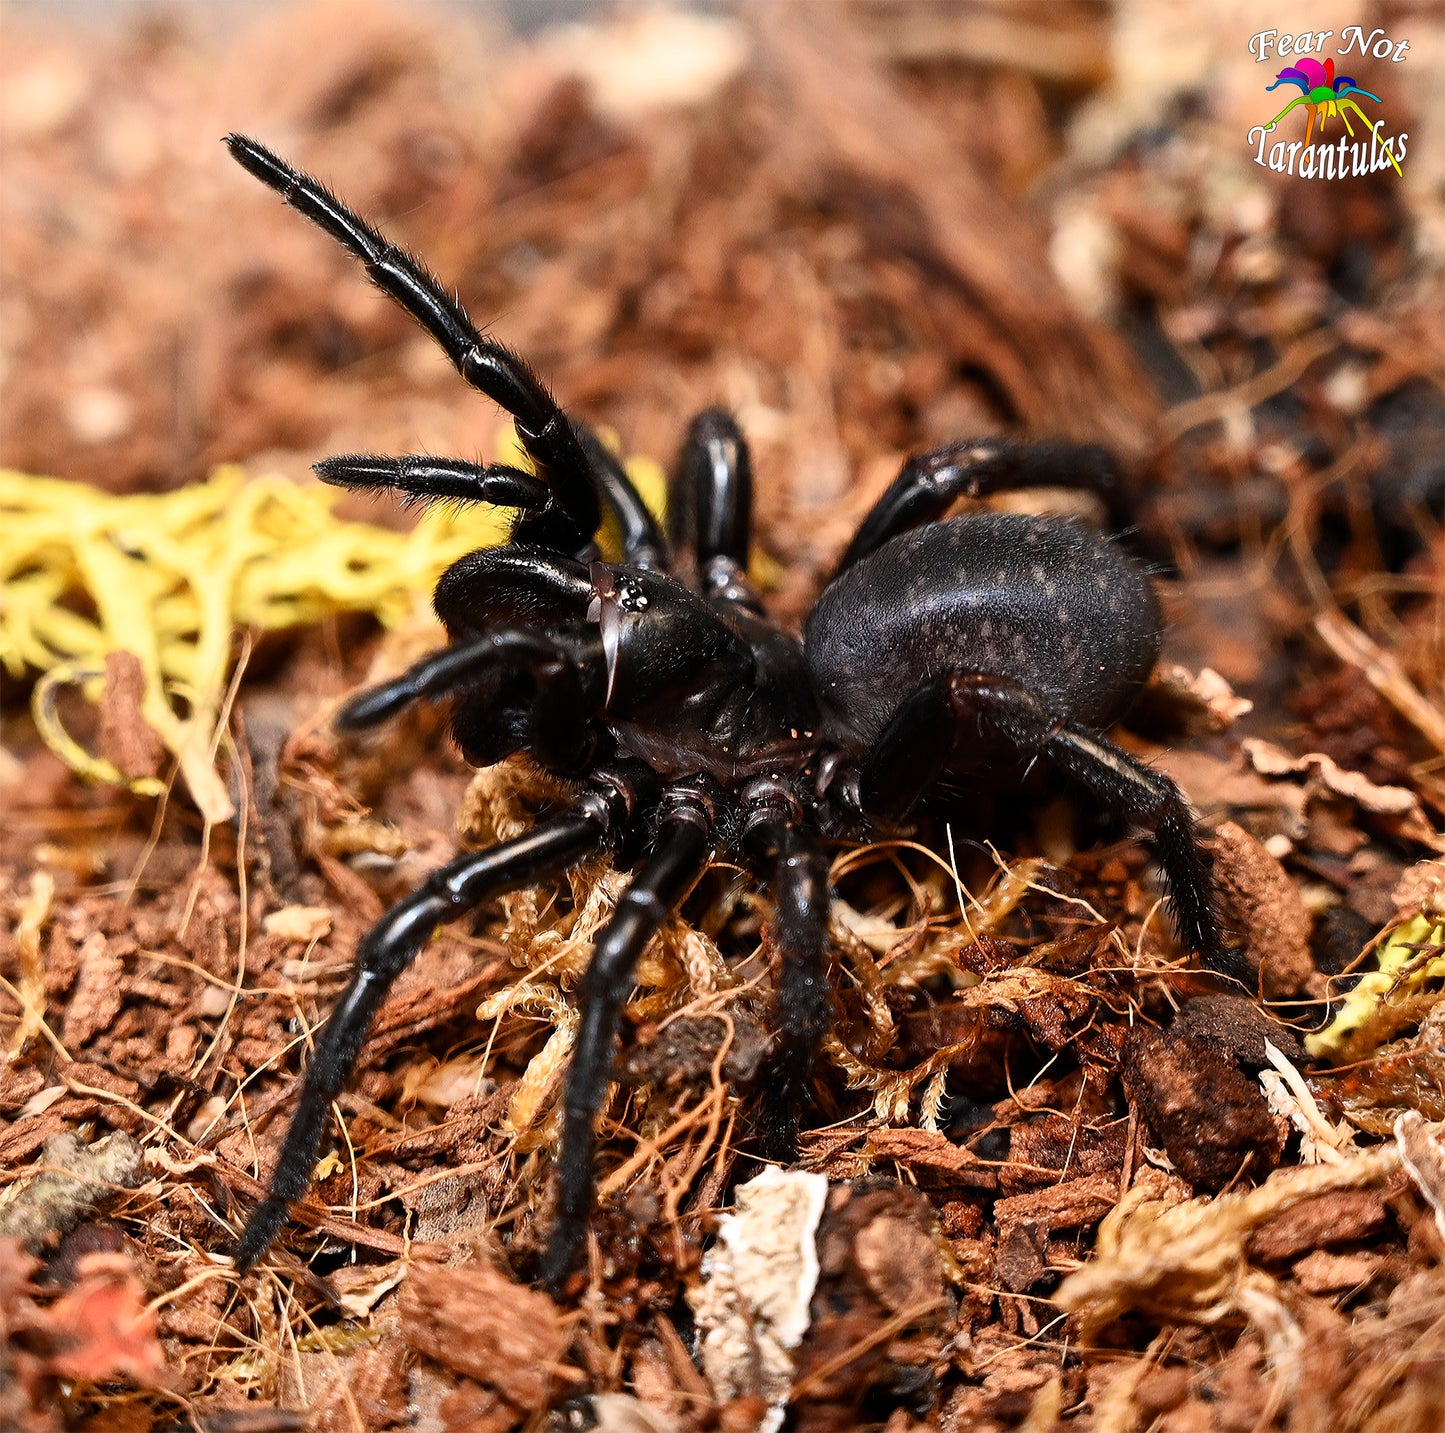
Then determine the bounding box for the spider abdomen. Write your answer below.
[804,513,1162,752]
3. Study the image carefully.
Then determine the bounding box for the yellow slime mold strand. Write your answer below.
[0,438,671,819]
[1,466,503,817]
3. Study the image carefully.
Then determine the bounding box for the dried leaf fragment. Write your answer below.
[1055,1144,1402,1338]
[261,905,333,944]
[1242,739,1443,851]
[44,1251,164,1387]
[1152,662,1254,730]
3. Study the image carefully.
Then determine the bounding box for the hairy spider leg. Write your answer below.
[858,670,1229,969]
[574,422,668,570]
[226,134,602,554]
[672,409,762,610]
[335,626,605,775]
[540,786,715,1292]
[1038,724,1230,973]
[233,814,609,1269]
[835,437,1129,576]
[313,455,552,515]
[747,810,832,1160]
[313,432,661,564]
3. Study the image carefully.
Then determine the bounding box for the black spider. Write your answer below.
[225,134,1229,1292]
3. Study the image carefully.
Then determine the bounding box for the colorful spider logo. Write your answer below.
[1265,57,1402,174]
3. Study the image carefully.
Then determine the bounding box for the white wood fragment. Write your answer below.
[688,1167,828,1432]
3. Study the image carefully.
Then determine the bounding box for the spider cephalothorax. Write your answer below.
[225,134,1229,1291]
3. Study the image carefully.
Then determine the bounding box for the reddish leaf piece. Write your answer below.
[44,1252,163,1387]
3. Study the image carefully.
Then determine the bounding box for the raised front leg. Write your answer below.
[227,134,602,554]
[314,454,551,513]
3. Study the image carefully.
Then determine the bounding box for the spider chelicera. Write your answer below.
[225,133,1229,1291]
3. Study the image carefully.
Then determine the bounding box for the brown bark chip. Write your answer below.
[1210,821,1315,998]
[994,1223,1048,1294]
[866,1128,1001,1192]
[433,1379,519,1433]
[306,1343,411,1433]
[98,651,165,783]
[854,1214,946,1315]
[1292,1249,1386,1295]
[399,1258,569,1410]
[1246,1189,1391,1263]
[1004,1114,1130,1192]
[1170,992,1303,1069]
[1122,1028,1286,1192]
[796,1183,952,1410]
[59,931,124,1048]
[992,1173,1119,1238]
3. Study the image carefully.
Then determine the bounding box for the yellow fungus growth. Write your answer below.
[0,432,669,820]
